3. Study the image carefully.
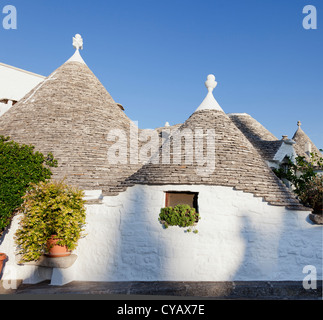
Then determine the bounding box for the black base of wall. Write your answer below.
[5,280,323,299]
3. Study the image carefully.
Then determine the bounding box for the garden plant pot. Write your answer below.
[0,253,7,277]
[313,204,323,215]
[45,236,71,258]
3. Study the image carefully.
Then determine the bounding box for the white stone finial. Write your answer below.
[165,122,170,127]
[73,34,83,51]
[297,120,301,127]
[67,34,86,65]
[195,74,223,112]
[205,74,217,92]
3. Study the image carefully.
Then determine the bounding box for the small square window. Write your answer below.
[165,192,199,212]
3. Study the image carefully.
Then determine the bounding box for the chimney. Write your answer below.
[305,142,312,155]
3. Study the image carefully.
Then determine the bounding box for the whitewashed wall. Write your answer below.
[0,185,322,285]
[0,102,13,118]
[0,63,45,117]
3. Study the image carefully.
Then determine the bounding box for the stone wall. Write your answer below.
[0,185,321,286]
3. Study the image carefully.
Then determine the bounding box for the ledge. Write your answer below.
[17,254,77,269]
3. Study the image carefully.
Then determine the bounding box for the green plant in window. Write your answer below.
[158,204,200,233]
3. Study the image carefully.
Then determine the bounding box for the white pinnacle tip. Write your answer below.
[66,34,86,65]
[73,34,83,51]
[195,74,223,112]
[205,74,217,92]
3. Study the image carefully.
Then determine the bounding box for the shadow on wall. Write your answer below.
[51,185,164,284]
[114,186,163,281]
[76,187,323,285]
[234,209,322,282]
[2,183,322,289]
[234,215,282,281]
[115,187,160,281]
[0,185,165,285]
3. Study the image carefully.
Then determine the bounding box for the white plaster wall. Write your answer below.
[0,63,45,117]
[274,141,296,163]
[0,102,12,117]
[0,214,53,284]
[0,185,322,286]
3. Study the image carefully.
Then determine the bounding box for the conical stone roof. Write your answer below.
[292,122,321,160]
[0,44,311,210]
[0,36,142,194]
[228,113,284,161]
[125,75,307,210]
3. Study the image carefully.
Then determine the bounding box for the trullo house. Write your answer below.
[0,35,321,288]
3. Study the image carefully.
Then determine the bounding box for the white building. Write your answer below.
[0,62,45,117]
[0,35,321,291]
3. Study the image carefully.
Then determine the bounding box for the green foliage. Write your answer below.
[15,180,86,262]
[273,152,323,212]
[159,204,200,232]
[298,175,323,213]
[0,136,58,234]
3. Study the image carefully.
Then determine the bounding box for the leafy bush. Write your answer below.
[159,204,200,232]
[15,180,86,262]
[298,175,323,214]
[0,136,57,234]
[273,152,323,213]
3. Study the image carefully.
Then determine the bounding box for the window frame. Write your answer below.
[164,191,199,213]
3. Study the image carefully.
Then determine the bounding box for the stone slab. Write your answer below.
[17,254,77,269]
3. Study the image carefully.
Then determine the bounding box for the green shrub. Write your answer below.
[159,204,200,232]
[15,180,86,262]
[0,136,57,235]
[273,152,323,212]
[298,175,323,213]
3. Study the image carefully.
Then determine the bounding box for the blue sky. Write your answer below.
[1,0,322,148]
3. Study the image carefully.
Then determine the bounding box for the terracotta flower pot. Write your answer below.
[0,253,7,277]
[45,236,71,258]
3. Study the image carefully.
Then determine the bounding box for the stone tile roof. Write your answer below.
[0,59,142,194]
[228,113,283,161]
[0,57,309,210]
[125,110,308,210]
[292,126,321,160]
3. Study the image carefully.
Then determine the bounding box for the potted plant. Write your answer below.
[0,253,7,277]
[159,204,200,233]
[15,180,86,262]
